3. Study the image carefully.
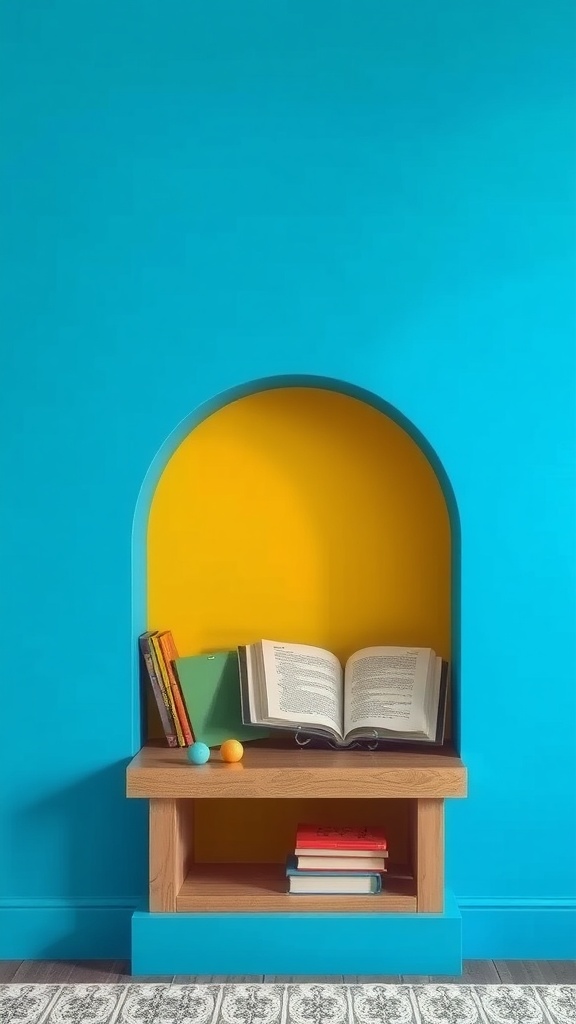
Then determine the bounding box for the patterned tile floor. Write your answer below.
[0,982,575,1024]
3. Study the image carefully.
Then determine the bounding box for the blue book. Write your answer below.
[286,856,383,895]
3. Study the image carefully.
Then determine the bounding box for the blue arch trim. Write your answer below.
[130,374,461,753]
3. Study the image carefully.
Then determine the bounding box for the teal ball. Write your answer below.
[187,742,211,765]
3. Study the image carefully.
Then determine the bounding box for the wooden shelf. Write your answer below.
[127,743,467,800]
[177,863,416,913]
[132,743,466,917]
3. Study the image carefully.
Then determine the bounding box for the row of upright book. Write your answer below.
[139,636,269,749]
[286,825,388,895]
[139,631,194,747]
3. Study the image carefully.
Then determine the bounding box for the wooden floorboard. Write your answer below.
[495,960,576,984]
[11,961,78,984]
[130,974,175,984]
[541,961,576,983]
[0,961,22,983]
[495,960,543,984]
[173,975,264,984]
[65,961,131,983]
[432,960,501,984]
[2,960,574,984]
[343,976,401,983]
[264,976,343,983]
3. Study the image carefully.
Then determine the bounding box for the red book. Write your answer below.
[296,824,387,852]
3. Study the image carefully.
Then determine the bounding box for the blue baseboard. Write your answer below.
[131,892,462,976]
[1,897,574,963]
[0,900,135,959]
[460,899,576,960]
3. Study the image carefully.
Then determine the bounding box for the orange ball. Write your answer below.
[220,739,244,763]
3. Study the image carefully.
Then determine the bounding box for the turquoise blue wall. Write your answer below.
[1,0,575,958]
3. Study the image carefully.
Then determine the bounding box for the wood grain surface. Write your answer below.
[127,744,467,800]
[176,863,416,913]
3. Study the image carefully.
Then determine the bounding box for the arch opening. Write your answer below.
[132,375,460,756]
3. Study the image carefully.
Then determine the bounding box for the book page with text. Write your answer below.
[261,640,344,737]
[343,647,432,735]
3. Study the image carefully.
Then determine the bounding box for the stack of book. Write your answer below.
[286,825,388,895]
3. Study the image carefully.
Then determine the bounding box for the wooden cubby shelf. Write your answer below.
[177,863,417,913]
[126,743,467,916]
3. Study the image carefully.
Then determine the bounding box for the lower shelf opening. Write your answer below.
[176,863,416,913]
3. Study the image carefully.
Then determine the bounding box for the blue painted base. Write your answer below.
[131,892,462,976]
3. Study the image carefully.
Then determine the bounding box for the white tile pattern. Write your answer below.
[0,982,573,1024]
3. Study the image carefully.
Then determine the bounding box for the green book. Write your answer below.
[174,651,270,748]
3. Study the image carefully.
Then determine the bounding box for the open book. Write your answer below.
[238,641,448,746]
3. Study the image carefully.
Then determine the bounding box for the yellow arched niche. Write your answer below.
[147,386,451,865]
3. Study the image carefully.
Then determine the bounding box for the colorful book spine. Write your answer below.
[139,632,178,747]
[158,631,194,746]
[150,634,185,747]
